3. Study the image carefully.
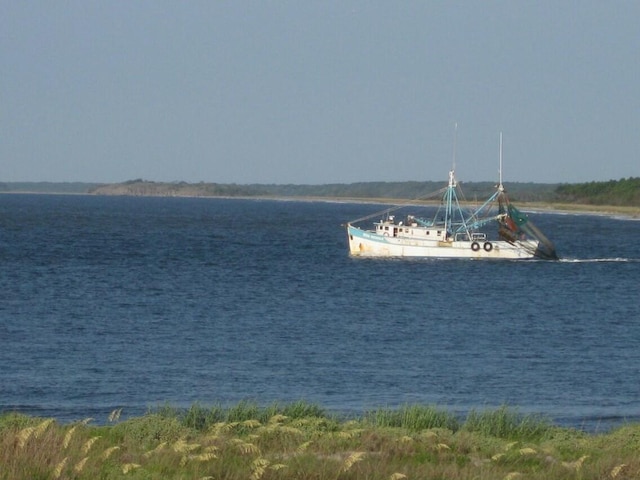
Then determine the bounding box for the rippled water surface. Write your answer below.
[1,194,639,430]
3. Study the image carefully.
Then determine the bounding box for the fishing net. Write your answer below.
[498,203,558,259]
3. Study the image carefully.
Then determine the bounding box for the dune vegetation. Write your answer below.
[1,401,639,479]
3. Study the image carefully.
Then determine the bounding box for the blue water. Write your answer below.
[1,194,639,431]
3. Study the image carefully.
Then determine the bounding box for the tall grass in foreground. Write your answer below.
[362,404,553,440]
[153,400,331,431]
[463,406,553,440]
[1,402,639,480]
[362,404,460,431]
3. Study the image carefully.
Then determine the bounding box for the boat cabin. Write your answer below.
[374,216,450,241]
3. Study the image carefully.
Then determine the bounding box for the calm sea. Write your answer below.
[1,194,639,431]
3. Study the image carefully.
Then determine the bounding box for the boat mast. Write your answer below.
[445,123,458,233]
[498,132,504,192]
[452,122,457,174]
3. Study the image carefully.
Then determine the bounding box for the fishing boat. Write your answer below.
[346,134,558,260]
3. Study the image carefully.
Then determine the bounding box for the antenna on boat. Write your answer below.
[498,132,504,192]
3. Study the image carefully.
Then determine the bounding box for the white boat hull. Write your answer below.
[347,224,538,259]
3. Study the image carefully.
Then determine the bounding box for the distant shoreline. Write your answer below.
[519,202,640,218]
[2,189,639,218]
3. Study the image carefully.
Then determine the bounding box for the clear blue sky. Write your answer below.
[2,1,639,184]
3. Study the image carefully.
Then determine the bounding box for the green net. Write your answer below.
[507,204,529,226]
[505,204,557,259]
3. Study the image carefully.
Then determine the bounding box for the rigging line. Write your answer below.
[347,186,448,225]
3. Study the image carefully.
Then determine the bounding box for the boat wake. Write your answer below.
[559,257,638,263]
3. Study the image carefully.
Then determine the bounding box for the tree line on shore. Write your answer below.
[555,177,640,206]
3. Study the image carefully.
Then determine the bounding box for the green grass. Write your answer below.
[463,406,553,440]
[362,404,459,431]
[1,402,638,479]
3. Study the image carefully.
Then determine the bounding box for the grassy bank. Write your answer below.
[1,402,638,479]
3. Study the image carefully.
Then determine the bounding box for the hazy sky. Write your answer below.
[2,1,639,184]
